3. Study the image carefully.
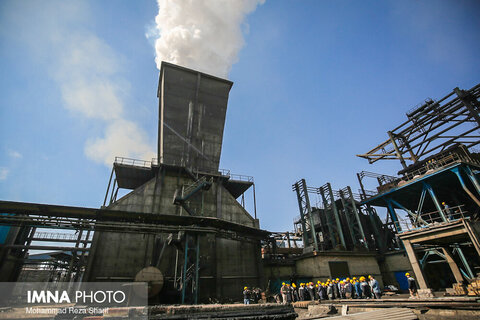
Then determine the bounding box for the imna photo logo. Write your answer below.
[27,290,126,304]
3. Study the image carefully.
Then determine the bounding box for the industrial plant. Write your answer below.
[0,62,479,319]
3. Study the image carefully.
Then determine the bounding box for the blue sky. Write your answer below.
[1,0,479,232]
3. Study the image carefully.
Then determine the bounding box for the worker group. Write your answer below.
[276,276,382,303]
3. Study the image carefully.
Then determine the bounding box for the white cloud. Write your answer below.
[85,119,156,166]
[1,1,155,166]
[152,0,265,78]
[8,150,23,159]
[0,168,9,181]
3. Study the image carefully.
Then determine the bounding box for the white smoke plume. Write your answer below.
[152,0,265,78]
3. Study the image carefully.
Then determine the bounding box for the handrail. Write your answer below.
[114,156,152,168]
[397,205,469,233]
[360,151,480,201]
[33,231,91,241]
[229,173,254,182]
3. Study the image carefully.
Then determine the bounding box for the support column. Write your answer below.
[423,182,447,222]
[385,199,402,232]
[194,234,200,304]
[181,234,190,304]
[327,183,346,248]
[347,186,368,249]
[441,247,464,284]
[451,168,480,208]
[455,246,474,279]
[464,166,480,196]
[294,181,310,248]
[403,239,434,297]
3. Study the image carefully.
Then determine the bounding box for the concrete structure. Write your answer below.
[398,219,480,296]
[158,62,232,173]
[263,251,386,291]
[84,62,265,303]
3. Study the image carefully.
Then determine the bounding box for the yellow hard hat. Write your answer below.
[353,277,357,280]
[336,278,340,281]
[442,202,445,205]
[346,277,350,280]
[405,273,410,277]
[282,282,285,285]
[244,287,248,290]
[368,275,372,279]
[292,283,296,287]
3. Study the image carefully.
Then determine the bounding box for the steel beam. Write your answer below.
[385,199,402,232]
[423,182,447,222]
[451,167,480,208]
[441,247,464,284]
[464,165,480,196]
[403,239,429,290]
[454,246,474,279]
[358,84,480,166]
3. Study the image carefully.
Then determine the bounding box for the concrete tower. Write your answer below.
[85,62,264,303]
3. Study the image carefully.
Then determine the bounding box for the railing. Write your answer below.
[359,189,377,201]
[360,150,479,201]
[352,192,363,202]
[115,156,251,181]
[419,205,468,225]
[400,153,462,183]
[229,173,254,182]
[397,205,468,233]
[406,98,436,117]
[114,156,153,168]
[33,231,92,242]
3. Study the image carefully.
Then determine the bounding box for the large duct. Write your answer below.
[157,62,233,173]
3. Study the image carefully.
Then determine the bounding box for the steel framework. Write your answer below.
[318,183,346,249]
[336,186,368,249]
[292,179,318,251]
[357,84,480,169]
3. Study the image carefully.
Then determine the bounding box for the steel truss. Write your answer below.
[357,84,480,169]
[336,186,368,249]
[292,180,385,251]
[292,179,318,251]
[318,183,346,249]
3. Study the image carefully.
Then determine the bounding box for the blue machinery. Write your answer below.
[355,84,480,290]
[293,84,480,290]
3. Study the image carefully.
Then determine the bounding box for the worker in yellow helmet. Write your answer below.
[298,283,306,301]
[243,286,251,304]
[280,282,287,304]
[406,273,419,298]
[359,276,371,299]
